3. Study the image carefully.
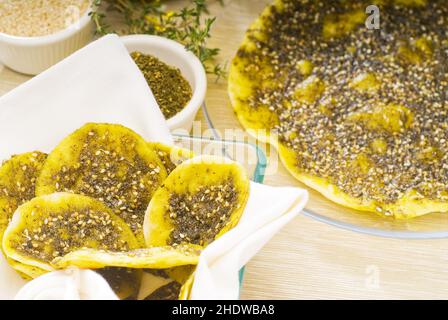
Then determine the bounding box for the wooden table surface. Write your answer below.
[1,0,448,299]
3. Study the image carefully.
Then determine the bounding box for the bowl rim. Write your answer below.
[0,5,92,45]
[120,34,207,130]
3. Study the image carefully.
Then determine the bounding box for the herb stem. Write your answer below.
[91,0,227,80]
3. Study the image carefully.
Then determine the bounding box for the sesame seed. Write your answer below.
[0,0,90,37]
[167,179,238,245]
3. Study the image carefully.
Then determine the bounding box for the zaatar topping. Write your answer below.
[148,143,194,175]
[54,144,159,234]
[156,150,178,174]
[234,0,448,211]
[168,179,239,246]
[0,152,47,235]
[131,52,193,119]
[16,207,130,262]
[145,156,249,247]
[37,124,167,239]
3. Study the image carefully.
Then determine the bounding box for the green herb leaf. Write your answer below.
[91,0,227,80]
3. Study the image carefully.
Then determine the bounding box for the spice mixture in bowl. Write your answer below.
[121,35,207,132]
[229,0,448,220]
[132,52,193,120]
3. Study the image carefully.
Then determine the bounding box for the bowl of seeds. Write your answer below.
[0,0,93,75]
[121,35,207,132]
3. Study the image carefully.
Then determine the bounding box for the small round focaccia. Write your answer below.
[52,244,200,301]
[2,193,139,272]
[96,267,142,300]
[144,155,250,247]
[0,151,47,240]
[52,244,202,270]
[0,152,48,279]
[148,142,194,174]
[36,123,168,243]
[6,257,47,280]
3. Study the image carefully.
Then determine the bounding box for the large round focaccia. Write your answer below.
[36,123,167,243]
[229,0,448,218]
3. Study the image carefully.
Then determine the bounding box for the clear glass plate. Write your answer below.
[201,104,448,240]
[173,134,266,184]
[302,197,448,240]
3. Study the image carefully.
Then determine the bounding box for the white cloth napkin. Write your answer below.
[0,35,309,300]
[0,34,171,299]
[191,183,308,299]
[14,269,118,300]
[0,34,172,161]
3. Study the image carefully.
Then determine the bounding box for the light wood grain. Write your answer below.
[1,0,448,300]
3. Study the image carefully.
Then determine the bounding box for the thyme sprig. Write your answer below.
[90,0,226,80]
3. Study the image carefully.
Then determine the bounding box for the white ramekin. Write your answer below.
[121,35,207,132]
[0,7,94,75]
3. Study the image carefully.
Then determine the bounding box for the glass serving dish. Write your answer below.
[302,193,448,239]
[172,134,267,293]
[173,134,266,184]
[201,104,448,240]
